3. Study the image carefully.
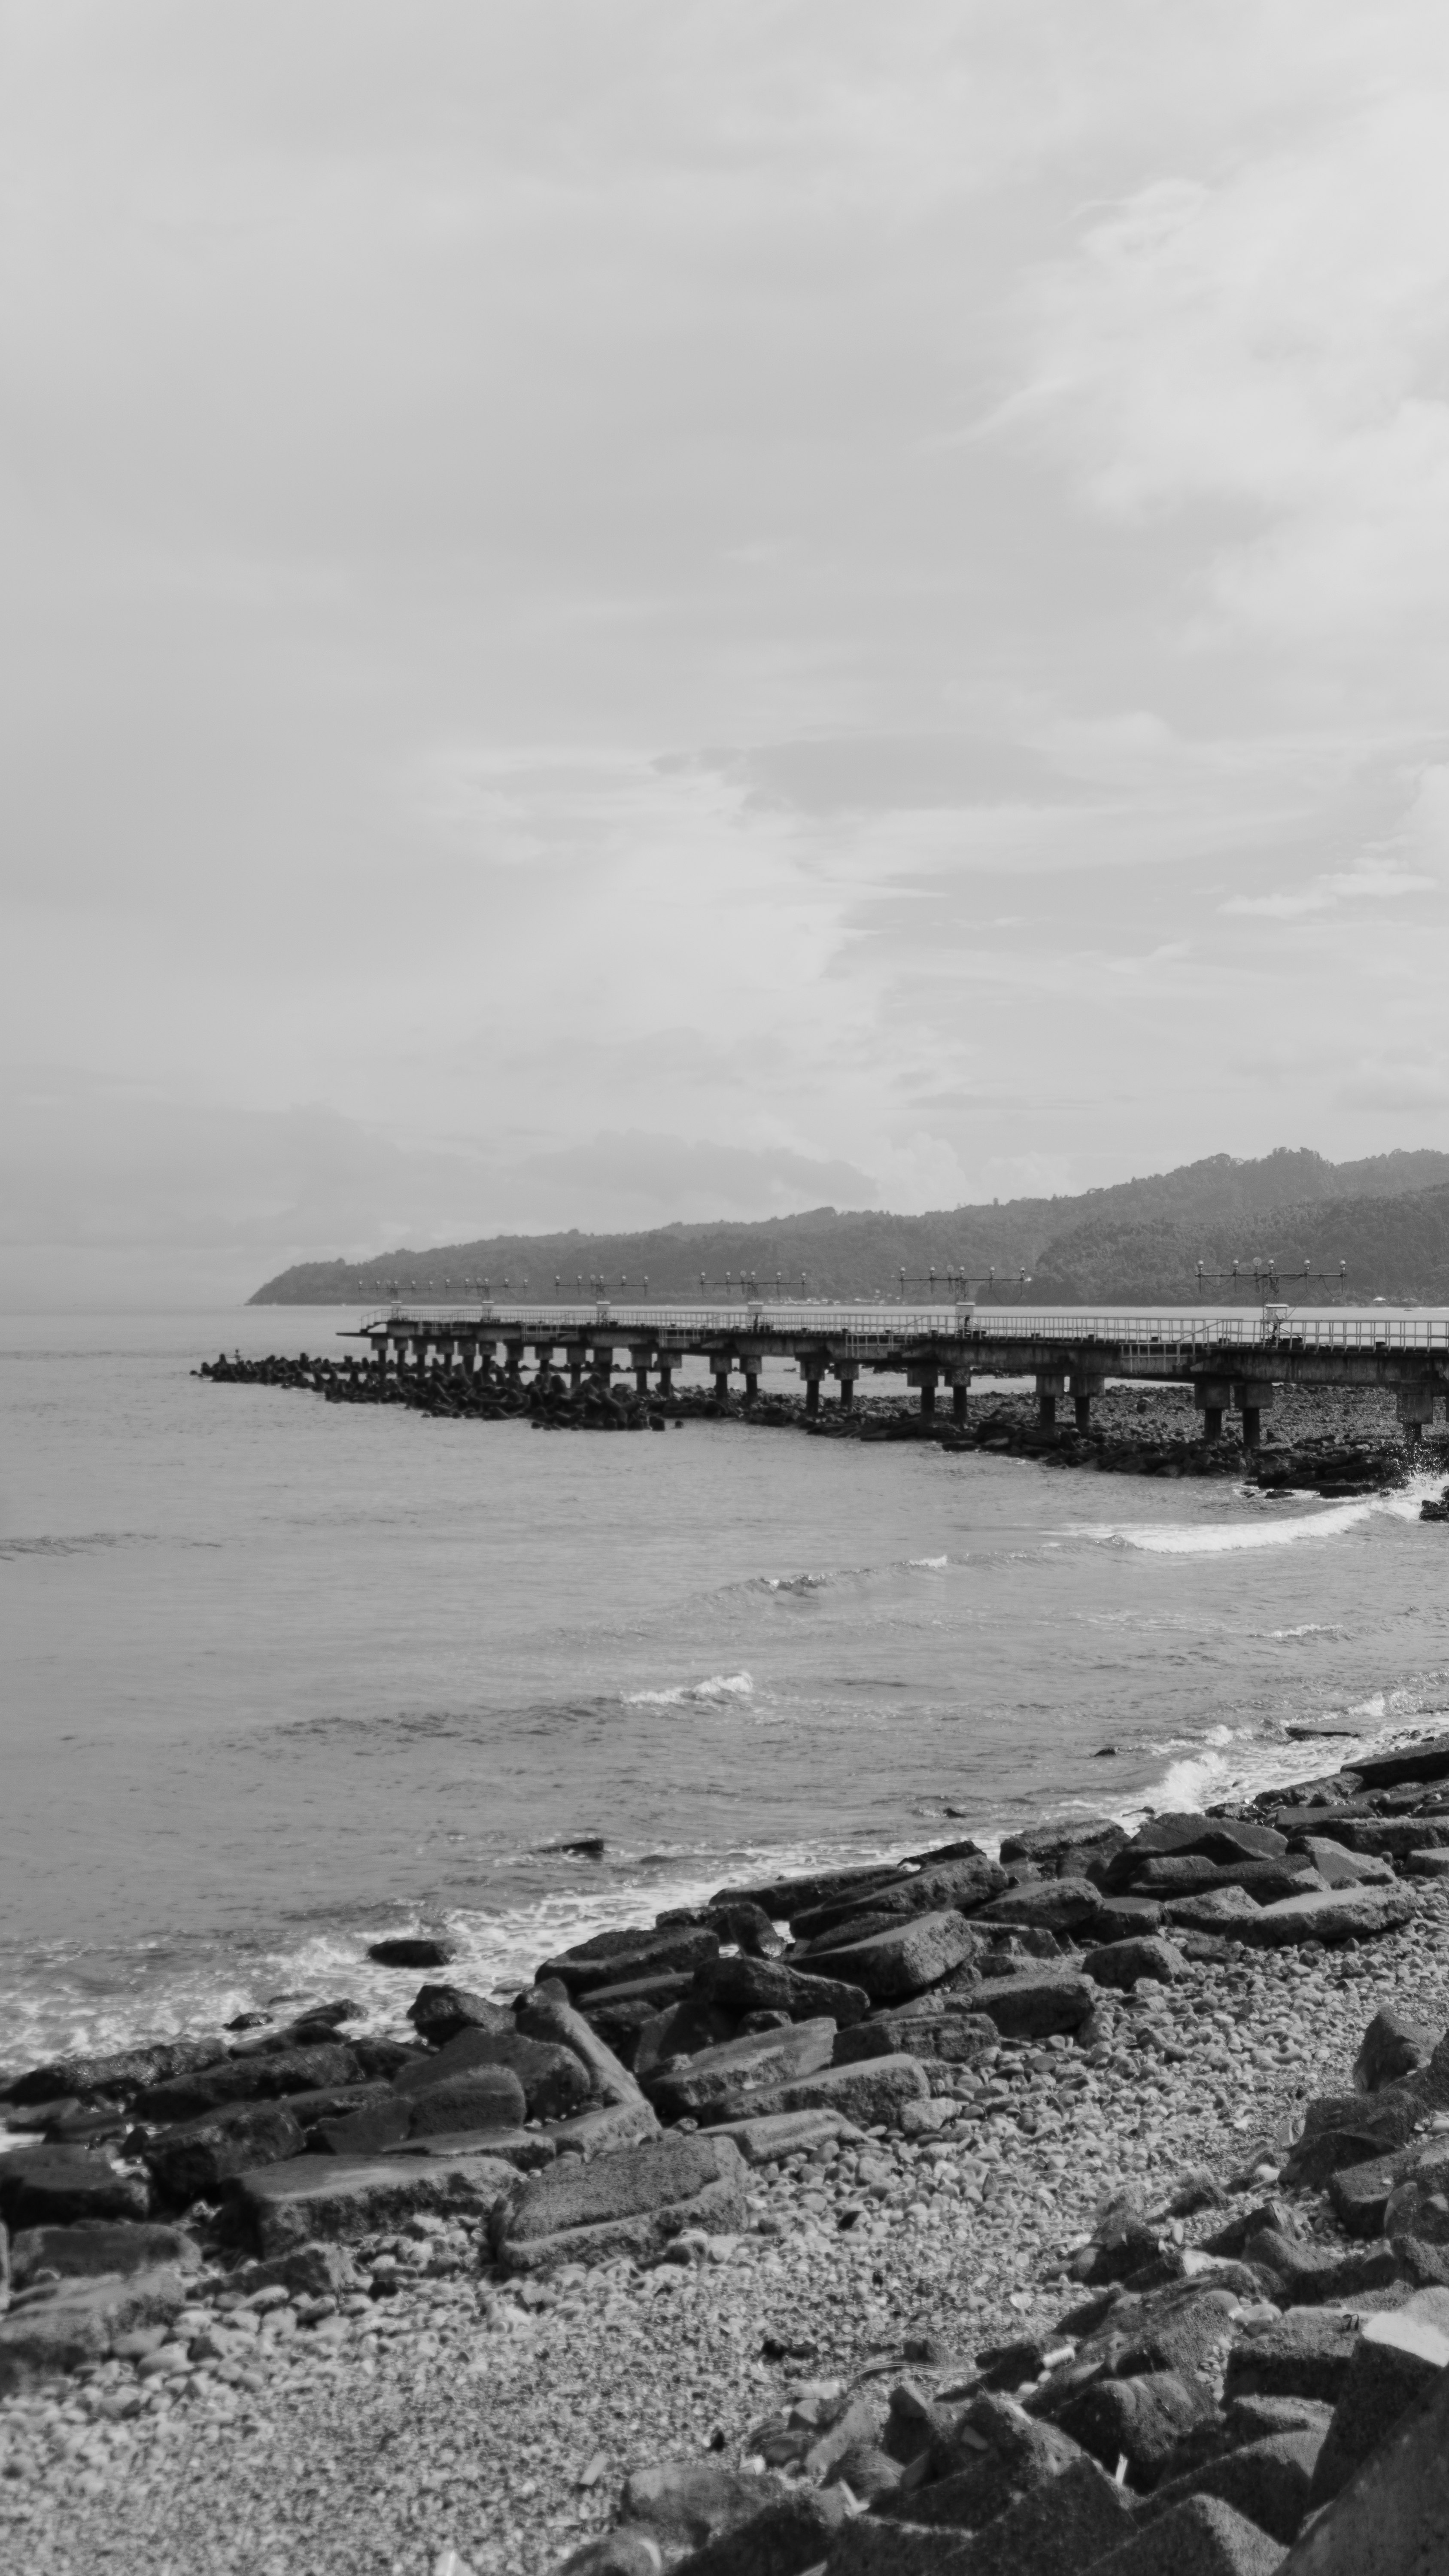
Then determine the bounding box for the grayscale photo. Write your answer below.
[3,6,1448,2569]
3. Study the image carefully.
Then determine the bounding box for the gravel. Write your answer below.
[6,1885,1449,2576]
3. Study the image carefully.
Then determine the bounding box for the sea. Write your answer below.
[4,1306,1449,2077]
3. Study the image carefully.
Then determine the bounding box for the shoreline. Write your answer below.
[6,1739,1449,2571]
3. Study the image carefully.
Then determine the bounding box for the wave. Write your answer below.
[620,1670,756,1708]
[760,1572,832,1594]
[908,1554,949,1570]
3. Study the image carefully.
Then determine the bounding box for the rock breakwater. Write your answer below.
[199,1355,1433,1497]
[8,1734,1449,2569]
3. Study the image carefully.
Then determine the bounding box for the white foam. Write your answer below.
[909,1555,949,1570]
[621,1670,755,1707]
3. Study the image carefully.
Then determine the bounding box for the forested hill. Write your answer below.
[251,1147,1449,1305]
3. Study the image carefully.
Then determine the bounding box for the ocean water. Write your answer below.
[4,1307,1449,2074]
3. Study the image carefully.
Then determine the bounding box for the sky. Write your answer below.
[4,1,1449,1305]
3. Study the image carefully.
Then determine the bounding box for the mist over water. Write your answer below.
[4,1309,1449,2071]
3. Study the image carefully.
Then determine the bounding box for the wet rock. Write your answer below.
[368,1936,456,1968]
[406,1983,516,2047]
[404,2068,529,2135]
[310,2097,412,2156]
[1082,1936,1188,1991]
[1283,2086,1431,2190]
[804,1912,980,2002]
[832,2010,996,2068]
[695,1956,872,2029]
[537,1928,720,1995]
[999,1816,1126,1868]
[634,2000,740,2081]
[1242,2229,1401,2306]
[145,2101,307,2205]
[705,2053,928,2130]
[0,2148,150,2232]
[711,1863,908,1921]
[1295,1840,1397,1892]
[135,2041,360,2121]
[3,2037,230,2111]
[668,2485,849,2575]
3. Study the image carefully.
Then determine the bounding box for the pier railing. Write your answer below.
[355,1302,1449,1350]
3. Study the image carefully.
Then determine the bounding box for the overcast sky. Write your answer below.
[5,2,1449,1304]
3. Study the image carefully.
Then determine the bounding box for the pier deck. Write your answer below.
[343,1302,1449,1445]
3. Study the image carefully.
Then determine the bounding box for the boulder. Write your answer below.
[1284,2088,1431,2190]
[1088,2492,1288,2573]
[313,2098,412,2157]
[662,2487,848,2574]
[793,1856,1007,1940]
[969,1971,1097,2040]
[633,1998,739,2080]
[695,1956,872,2029]
[0,2264,188,2396]
[1224,2311,1361,2405]
[804,1912,979,2001]
[536,1927,720,1995]
[514,1985,647,2110]
[393,2025,591,2120]
[1093,1894,1166,1937]
[1052,2368,1218,2488]
[1349,1741,1449,1793]
[1297,1840,1397,1892]
[1135,2429,1324,2545]
[714,2055,928,2130]
[832,2011,996,2068]
[1275,2354,1449,2574]
[1237,1886,1413,1949]
[1163,1889,1265,1935]
[405,1984,515,2047]
[0,2149,149,2232]
[367,1936,455,1968]
[9,2222,200,2288]
[236,2150,516,2253]
[711,1862,908,1920]
[1081,1936,1188,1991]
[404,2070,528,2135]
[492,2132,747,2274]
[1242,2230,1400,2306]
[1353,2005,1437,2094]
[620,2458,788,2559]
[1305,2290,1449,2508]
[642,2020,836,2123]
[999,1816,1126,1867]
[134,2042,360,2121]
[1112,1814,1288,1873]
[704,2109,863,2166]
[3,2037,229,2111]
[1321,1815,1449,1861]
[380,2124,554,2171]
[978,1877,1106,1937]
[144,2102,306,2204]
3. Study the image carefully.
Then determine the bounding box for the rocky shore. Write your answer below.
[8,1736,1449,2570]
[200,1355,1440,1500]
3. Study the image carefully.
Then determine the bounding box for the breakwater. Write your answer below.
[199,1349,1428,1497]
[6,1731,1449,2571]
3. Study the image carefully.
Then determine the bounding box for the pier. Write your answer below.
[343,1300,1449,1449]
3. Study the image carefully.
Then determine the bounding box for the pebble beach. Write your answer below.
[6,1870,1449,2576]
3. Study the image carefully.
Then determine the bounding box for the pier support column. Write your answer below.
[803,1373,821,1417]
[1194,1378,1232,1443]
[1397,1386,1436,1450]
[657,1362,674,1398]
[631,1348,651,1396]
[1036,1369,1068,1433]
[591,1343,616,1386]
[1233,1381,1274,1450]
[712,1358,730,1401]
[503,1339,523,1385]
[834,1360,859,1412]
[1072,1370,1106,1434]
[952,1377,969,1427]
[564,1342,585,1392]
[743,1367,759,1402]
